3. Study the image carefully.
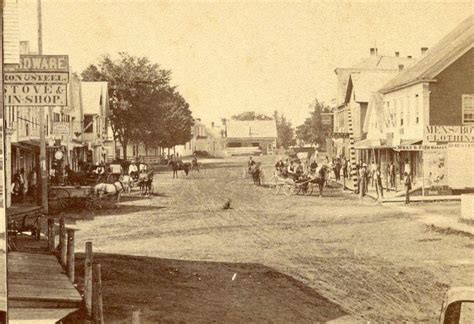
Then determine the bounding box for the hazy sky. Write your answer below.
[18,0,472,125]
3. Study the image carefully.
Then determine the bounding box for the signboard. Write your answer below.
[52,122,70,136]
[425,125,474,143]
[321,114,333,126]
[332,132,350,139]
[4,72,69,84]
[447,143,474,189]
[4,84,67,106]
[423,144,448,189]
[18,55,69,72]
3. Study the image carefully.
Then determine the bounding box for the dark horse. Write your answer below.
[312,165,329,197]
[138,170,154,195]
[168,160,191,178]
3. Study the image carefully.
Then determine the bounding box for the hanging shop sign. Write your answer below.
[52,122,70,136]
[18,55,69,72]
[4,84,67,106]
[424,125,474,143]
[4,72,69,84]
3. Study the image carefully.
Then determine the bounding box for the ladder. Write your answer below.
[346,107,359,190]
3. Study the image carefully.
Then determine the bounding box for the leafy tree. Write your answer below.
[296,99,332,147]
[82,52,193,159]
[231,111,272,121]
[273,111,294,149]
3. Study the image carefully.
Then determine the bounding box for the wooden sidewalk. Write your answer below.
[7,206,83,323]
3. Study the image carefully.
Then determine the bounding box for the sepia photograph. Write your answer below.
[1,0,473,323]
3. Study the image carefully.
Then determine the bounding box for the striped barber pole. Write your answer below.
[346,108,358,190]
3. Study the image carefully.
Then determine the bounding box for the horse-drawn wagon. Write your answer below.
[48,181,124,215]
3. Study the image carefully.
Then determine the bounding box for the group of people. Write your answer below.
[11,168,38,202]
[352,158,412,203]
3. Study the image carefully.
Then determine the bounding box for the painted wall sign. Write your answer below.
[18,55,69,72]
[4,72,69,84]
[4,84,67,106]
[52,122,70,136]
[425,125,474,143]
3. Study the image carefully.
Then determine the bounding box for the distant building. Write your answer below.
[174,119,225,158]
[223,120,277,156]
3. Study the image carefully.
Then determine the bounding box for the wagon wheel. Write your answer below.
[48,188,71,215]
[85,196,100,210]
[293,184,302,195]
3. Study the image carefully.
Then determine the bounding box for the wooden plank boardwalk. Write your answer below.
[8,205,83,322]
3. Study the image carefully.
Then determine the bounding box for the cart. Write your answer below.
[48,185,120,214]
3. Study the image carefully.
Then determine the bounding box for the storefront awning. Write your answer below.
[354,139,387,149]
[394,139,423,151]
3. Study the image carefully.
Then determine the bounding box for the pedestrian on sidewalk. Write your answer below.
[375,165,384,201]
[404,171,412,204]
[388,161,396,189]
[358,164,367,197]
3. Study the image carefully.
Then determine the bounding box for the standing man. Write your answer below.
[375,165,384,201]
[248,156,256,172]
[358,163,367,197]
[388,161,396,189]
[404,171,412,204]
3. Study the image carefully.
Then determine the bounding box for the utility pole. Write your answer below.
[38,0,48,214]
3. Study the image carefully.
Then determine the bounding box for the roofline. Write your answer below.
[379,79,436,94]
[380,42,473,95]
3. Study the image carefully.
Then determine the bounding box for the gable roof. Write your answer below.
[380,15,474,94]
[346,71,399,103]
[335,55,415,105]
[363,92,385,135]
[81,82,108,115]
[226,120,277,139]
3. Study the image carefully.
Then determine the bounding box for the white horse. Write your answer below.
[93,181,125,199]
[119,175,134,193]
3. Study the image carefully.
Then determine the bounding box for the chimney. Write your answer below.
[407,55,412,59]
[398,64,404,72]
[421,47,428,55]
[20,41,30,55]
[395,51,400,57]
[370,48,376,56]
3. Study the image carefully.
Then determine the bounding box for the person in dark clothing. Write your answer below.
[248,156,256,172]
[334,159,341,181]
[388,161,396,189]
[404,171,412,204]
[375,165,384,201]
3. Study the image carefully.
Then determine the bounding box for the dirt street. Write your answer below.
[71,156,473,323]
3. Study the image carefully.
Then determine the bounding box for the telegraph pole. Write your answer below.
[38,0,48,214]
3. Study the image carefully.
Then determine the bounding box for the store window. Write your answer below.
[462,94,474,124]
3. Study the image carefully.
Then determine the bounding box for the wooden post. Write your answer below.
[84,242,93,320]
[47,218,55,252]
[35,218,41,241]
[59,218,67,268]
[131,310,140,324]
[66,229,75,282]
[92,263,104,324]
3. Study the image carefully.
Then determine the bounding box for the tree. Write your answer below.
[231,111,272,121]
[296,98,332,147]
[81,52,193,159]
[273,111,294,149]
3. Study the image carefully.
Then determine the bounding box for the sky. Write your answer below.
[17,0,472,126]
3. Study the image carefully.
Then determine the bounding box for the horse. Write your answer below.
[138,171,154,195]
[168,160,190,178]
[312,165,329,197]
[92,180,125,208]
[119,174,134,193]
